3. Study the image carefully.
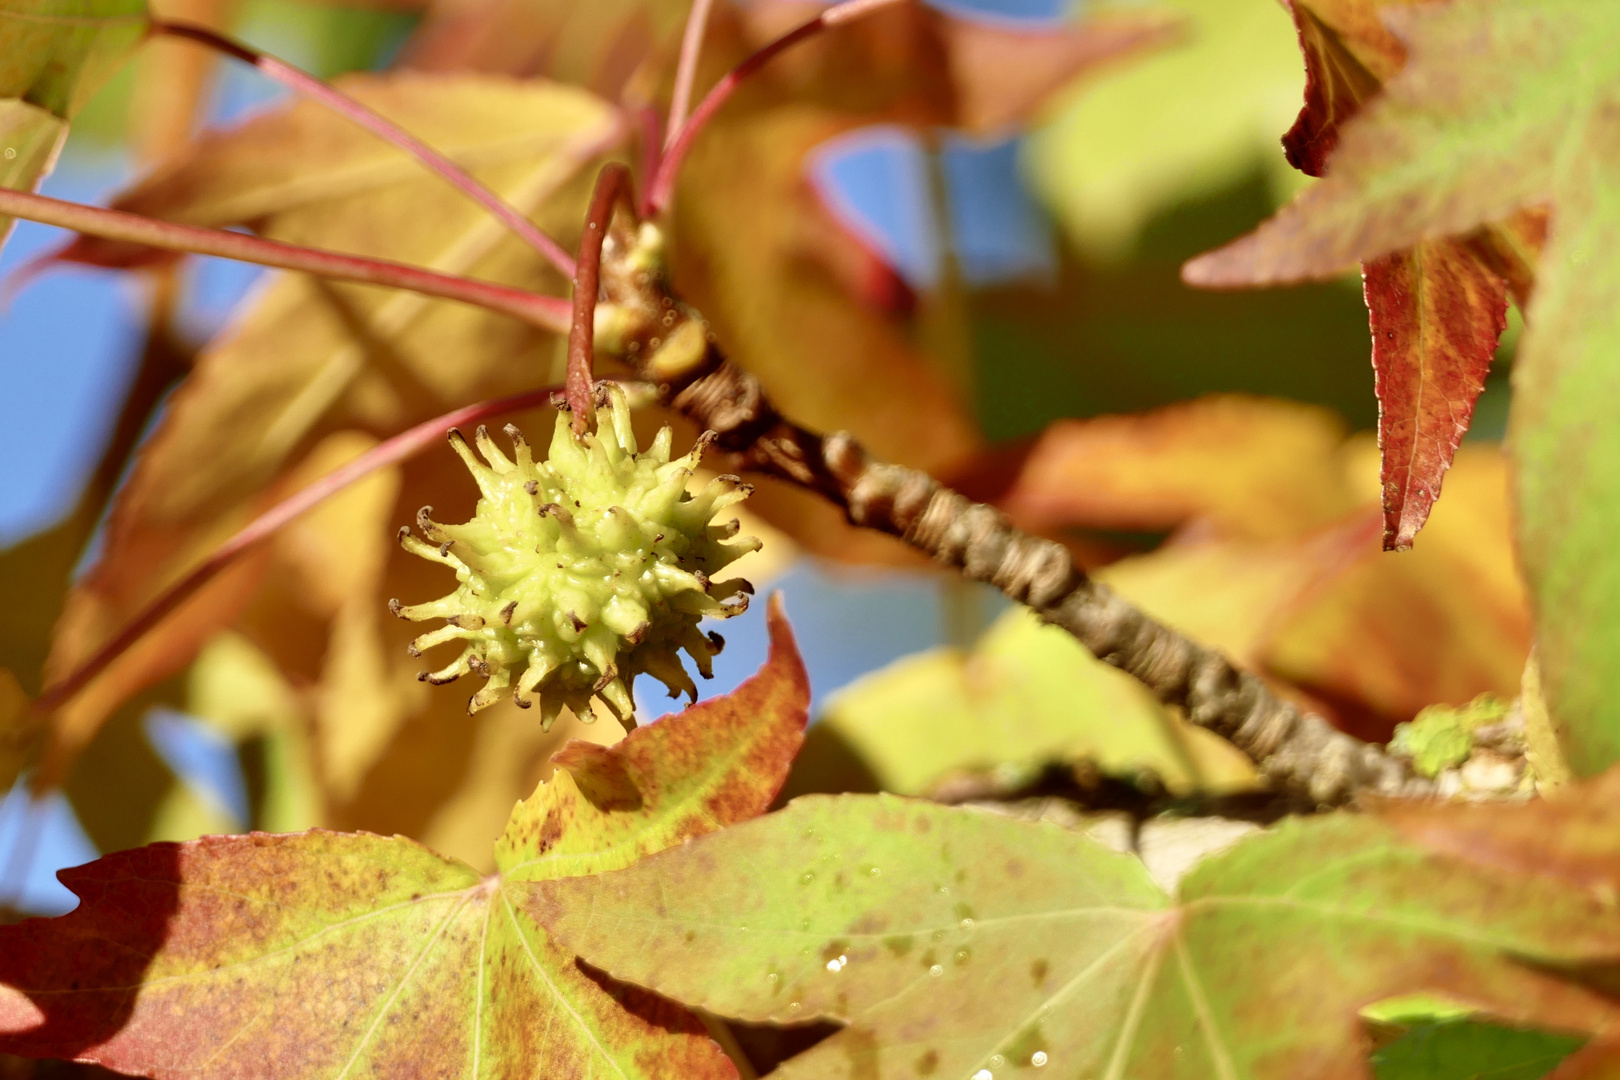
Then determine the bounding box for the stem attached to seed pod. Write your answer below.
[567,163,637,432]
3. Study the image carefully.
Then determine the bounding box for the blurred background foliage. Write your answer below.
[0,0,1526,935]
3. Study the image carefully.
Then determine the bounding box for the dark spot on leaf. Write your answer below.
[1007,1021,1050,1068]
[844,1027,881,1080]
[1030,958,1049,988]
[883,935,913,958]
[916,1049,940,1076]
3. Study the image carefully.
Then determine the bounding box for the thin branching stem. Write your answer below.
[567,163,635,432]
[30,386,566,724]
[149,19,580,277]
[648,0,907,215]
[635,106,664,219]
[666,0,717,149]
[0,187,573,332]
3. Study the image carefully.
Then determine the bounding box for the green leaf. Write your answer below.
[1511,113,1620,775]
[1027,0,1307,261]
[0,96,62,248]
[814,607,1254,796]
[1181,0,1620,773]
[0,0,145,248]
[527,795,1620,1080]
[1370,1020,1584,1080]
[0,599,808,1077]
[0,0,145,115]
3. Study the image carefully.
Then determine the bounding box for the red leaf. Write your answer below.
[1364,238,1508,550]
[1282,1,1385,177]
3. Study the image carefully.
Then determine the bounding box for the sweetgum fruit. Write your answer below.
[392,386,757,728]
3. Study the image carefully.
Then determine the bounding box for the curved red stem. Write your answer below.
[649,0,907,216]
[567,163,637,433]
[0,187,573,332]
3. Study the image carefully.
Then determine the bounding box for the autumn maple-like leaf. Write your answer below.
[1183,0,1620,772]
[1197,0,1511,551]
[528,792,1620,1080]
[0,596,808,1077]
[0,0,148,248]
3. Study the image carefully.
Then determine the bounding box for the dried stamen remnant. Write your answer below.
[392,385,758,727]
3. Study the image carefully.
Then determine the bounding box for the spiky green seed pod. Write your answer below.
[391,386,758,728]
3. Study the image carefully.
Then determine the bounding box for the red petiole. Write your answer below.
[0,187,573,332]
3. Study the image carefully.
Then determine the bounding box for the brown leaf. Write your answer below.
[401,0,688,97]
[0,669,33,795]
[966,404,1530,738]
[1547,1039,1620,1080]
[1098,508,1381,674]
[1196,0,1512,549]
[674,103,981,471]
[1265,441,1531,738]
[1291,0,1409,83]
[1364,238,1507,549]
[953,395,1360,543]
[935,9,1179,135]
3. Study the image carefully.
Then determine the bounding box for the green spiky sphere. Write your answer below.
[392,386,757,728]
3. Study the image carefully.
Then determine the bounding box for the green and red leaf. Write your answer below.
[0,598,808,1077]
[527,793,1620,1080]
[1181,0,1620,768]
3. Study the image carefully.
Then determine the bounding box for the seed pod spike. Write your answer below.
[475,425,514,472]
